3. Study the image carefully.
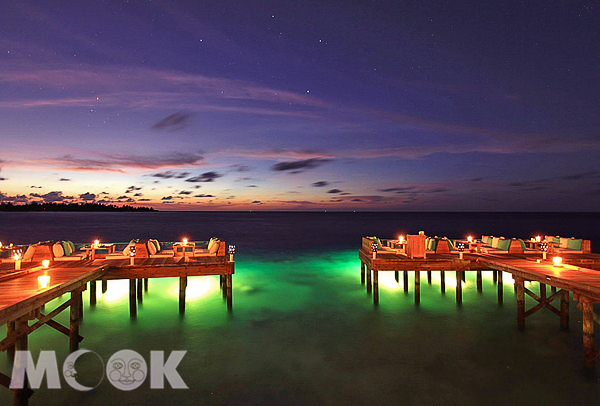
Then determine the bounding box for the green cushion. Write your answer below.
[428,238,438,251]
[553,236,560,247]
[374,237,383,250]
[496,239,511,251]
[67,240,75,253]
[519,239,526,251]
[446,239,455,251]
[151,239,160,252]
[567,239,582,250]
[61,241,72,256]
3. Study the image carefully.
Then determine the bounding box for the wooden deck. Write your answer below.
[359,244,600,368]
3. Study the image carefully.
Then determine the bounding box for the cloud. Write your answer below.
[30,186,42,188]
[134,193,143,197]
[150,171,191,179]
[179,190,192,195]
[271,158,332,173]
[151,111,193,131]
[231,164,251,172]
[30,191,72,203]
[247,185,258,188]
[53,152,203,172]
[194,194,215,198]
[125,186,143,193]
[251,200,262,204]
[59,178,71,181]
[117,195,129,200]
[351,198,363,202]
[0,177,6,181]
[185,171,222,182]
[79,192,96,201]
[311,181,329,187]
[161,196,173,200]
[138,198,151,201]
[470,177,485,182]
[0,193,28,203]
[380,187,416,193]
[327,189,343,194]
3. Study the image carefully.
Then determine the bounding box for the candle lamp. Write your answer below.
[540,241,549,260]
[38,275,51,289]
[93,239,100,248]
[229,245,236,262]
[467,236,473,243]
[398,235,404,244]
[535,235,541,242]
[129,245,136,265]
[553,256,563,267]
[457,242,465,259]
[371,242,377,259]
[14,250,22,270]
[182,238,188,246]
[42,259,50,268]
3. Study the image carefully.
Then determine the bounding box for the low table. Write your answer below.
[82,244,116,260]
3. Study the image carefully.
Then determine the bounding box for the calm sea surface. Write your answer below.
[1,211,600,405]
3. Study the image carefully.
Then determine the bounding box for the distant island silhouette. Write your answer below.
[0,202,156,212]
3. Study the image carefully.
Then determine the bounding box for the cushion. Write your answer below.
[151,239,160,252]
[207,237,219,252]
[67,241,75,254]
[52,242,64,258]
[496,238,511,251]
[567,238,582,250]
[61,241,72,256]
[492,237,500,248]
[519,239,527,251]
[553,236,560,247]
[147,240,157,255]
[208,239,220,254]
[22,246,35,262]
[559,237,569,249]
[428,238,438,252]
[447,239,455,251]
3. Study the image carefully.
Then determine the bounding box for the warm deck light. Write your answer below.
[535,235,541,242]
[398,235,404,244]
[14,251,22,270]
[540,241,549,259]
[228,245,235,262]
[467,236,473,243]
[38,275,51,289]
[553,256,563,267]
[457,242,465,259]
[93,239,100,248]
[42,259,50,268]
[182,238,188,246]
[371,242,377,259]
[129,245,136,265]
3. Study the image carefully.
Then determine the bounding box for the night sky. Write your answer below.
[1,1,598,211]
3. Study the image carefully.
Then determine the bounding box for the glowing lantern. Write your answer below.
[457,242,465,259]
[371,242,378,259]
[38,275,51,289]
[553,256,563,267]
[182,238,188,246]
[42,259,50,268]
[129,245,136,265]
[229,245,236,262]
[93,239,100,248]
[535,235,541,242]
[398,235,404,244]
[467,236,473,243]
[540,241,549,260]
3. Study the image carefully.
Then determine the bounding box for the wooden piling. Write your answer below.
[101,279,108,294]
[516,277,525,330]
[89,280,96,306]
[373,271,379,305]
[440,270,445,293]
[361,262,365,285]
[6,321,15,360]
[403,271,408,293]
[70,291,81,352]
[427,270,432,285]
[394,270,399,283]
[560,290,569,330]
[551,286,557,294]
[476,271,482,293]
[456,271,462,305]
[582,300,595,368]
[366,268,372,294]
[179,277,187,314]
[129,279,136,318]
[497,271,503,304]
[226,275,233,312]
[13,319,29,406]
[493,270,497,284]
[137,278,143,303]
[415,271,420,304]
[144,278,148,292]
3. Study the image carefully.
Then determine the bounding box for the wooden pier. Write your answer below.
[0,240,235,405]
[359,236,600,368]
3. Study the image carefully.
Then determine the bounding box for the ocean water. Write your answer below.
[1,211,600,405]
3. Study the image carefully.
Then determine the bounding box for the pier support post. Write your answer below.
[137,279,143,303]
[394,271,399,283]
[373,271,379,305]
[497,271,503,304]
[456,271,462,305]
[493,270,497,284]
[560,290,569,331]
[226,275,233,312]
[102,279,108,294]
[6,321,15,360]
[89,280,96,306]
[179,277,187,314]
[427,271,432,285]
[144,278,148,292]
[403,271,408,293]
[70,291,81,352]
[516,277,525,330]
[366,268,372,294]
[440,271,445,293]
[361,263,365,285]
[476,271,482,293]
[551,286,557,294]
[129,279,137,318]
[582,300,595,368]
[415,271,420,305]
[13,319,30,406]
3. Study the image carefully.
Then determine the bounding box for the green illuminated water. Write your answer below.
[2,250,600,405]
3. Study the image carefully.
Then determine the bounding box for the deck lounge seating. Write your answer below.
[546,236,591,254]
[192,238,227,257]
[106,239,173,259]
[22,240,86,262]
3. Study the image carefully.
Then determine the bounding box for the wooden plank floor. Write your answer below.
[0,261,105,325]
[100,256,235,279]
